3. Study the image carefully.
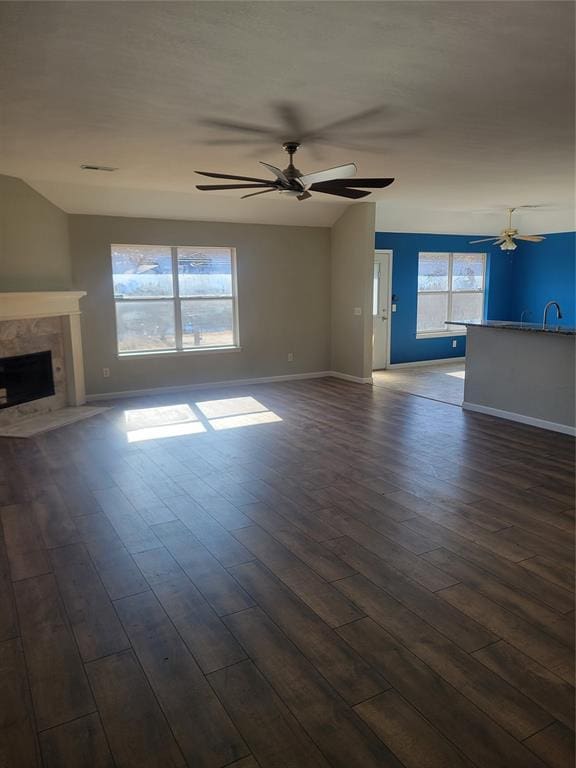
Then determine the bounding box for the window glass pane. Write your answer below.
[449,292,484,325]
[181,299,234,348]
[452,253,485,291]
[418,253,449,291]
[112,245,173,298]
[177,247,233,297]
[417,293,449,333]
[373,263,380,316]
[116,301,176,353]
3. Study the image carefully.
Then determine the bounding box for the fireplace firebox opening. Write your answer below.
[0,350,56,409]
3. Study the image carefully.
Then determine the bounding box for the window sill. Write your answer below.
[416,331,467,339]
[118,346,242,359]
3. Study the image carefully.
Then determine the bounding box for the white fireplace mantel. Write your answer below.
[0,291,87,407]
[0,291,86,322]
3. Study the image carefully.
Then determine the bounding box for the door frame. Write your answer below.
[372,249,394,370]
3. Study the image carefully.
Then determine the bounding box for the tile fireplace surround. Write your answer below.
[0,292,87,427]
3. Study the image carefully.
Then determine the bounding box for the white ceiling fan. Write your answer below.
[470,207,546,251]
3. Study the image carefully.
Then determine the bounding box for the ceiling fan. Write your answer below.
[470,208,546,251]
[195,142,394,201]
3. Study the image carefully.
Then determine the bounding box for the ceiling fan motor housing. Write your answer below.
[282,141,301,156]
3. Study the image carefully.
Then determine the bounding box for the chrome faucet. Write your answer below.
[542,301,562,328]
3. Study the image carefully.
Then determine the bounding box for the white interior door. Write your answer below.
[372,250,391,370]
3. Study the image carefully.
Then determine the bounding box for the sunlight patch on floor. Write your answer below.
[124,404,205,442]
[196,396,269,419]
[123,397,281,442]
[444,370,466,379]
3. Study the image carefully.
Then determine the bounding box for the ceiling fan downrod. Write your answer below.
[282,141,301,179]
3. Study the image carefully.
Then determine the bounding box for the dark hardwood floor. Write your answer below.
[0,377,574,768]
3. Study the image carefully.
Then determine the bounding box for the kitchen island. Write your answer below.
[451,321,576,435]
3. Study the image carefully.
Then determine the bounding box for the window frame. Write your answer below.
[112,244,240,357]
[415,251,487,339]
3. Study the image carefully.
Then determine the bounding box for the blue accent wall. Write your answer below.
[375,232,515,364]
[512,231,576,327]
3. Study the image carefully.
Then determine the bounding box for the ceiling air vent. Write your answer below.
[80,164,117,172]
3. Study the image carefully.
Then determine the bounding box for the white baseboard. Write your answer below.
[328,371,373,384]
[85,369,377,402]
[386,357,465,369]
[462,401,576,436]
[86,371,333,402]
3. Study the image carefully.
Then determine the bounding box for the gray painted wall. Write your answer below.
[464,326,575,428]
[69,214,331,396]
[0,174,71,290]
[330,203,376,379]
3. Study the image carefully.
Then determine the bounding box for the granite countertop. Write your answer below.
[447,321,576,336]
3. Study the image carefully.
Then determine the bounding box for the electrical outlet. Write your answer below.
[287,353,294,362]
[452,340,457,348]
[103,367,110,378]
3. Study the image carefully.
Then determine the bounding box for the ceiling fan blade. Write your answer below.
[299,163,357,188]
[341,127,423,140]
[196,184,275,191]
[301,106,388,140]
[196,171,274,184]
[308,138,387,153]
[311,186,371,199]
[202,138,274,146]
[199,118,275,137]
[469,237,501,244]
[515,235,546,242]
[274,103,306,137]
[241,189,277,199]
[313,178,394,189]
[259,161,290,185]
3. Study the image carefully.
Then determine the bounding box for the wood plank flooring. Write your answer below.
[0,376,574,768]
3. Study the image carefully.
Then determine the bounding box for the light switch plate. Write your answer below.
[353,307,362,316]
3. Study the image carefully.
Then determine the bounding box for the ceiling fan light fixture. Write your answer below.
[500,239,517,251]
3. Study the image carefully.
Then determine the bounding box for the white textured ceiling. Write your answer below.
[0,1,574,229]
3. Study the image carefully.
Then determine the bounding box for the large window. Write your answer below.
[112,244,238,355]
[416,252,486,336]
